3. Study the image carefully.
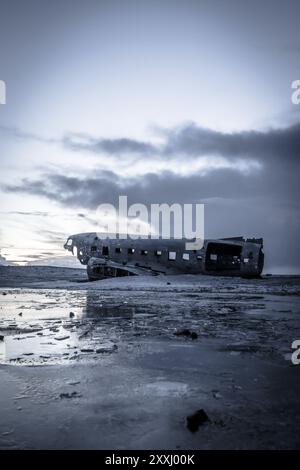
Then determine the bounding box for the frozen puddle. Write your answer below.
[142,381,189,397]
[0,289,120,365]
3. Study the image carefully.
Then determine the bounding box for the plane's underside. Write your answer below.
[64,233,264,280]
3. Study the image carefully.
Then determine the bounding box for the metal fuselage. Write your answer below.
[64,233,264,280]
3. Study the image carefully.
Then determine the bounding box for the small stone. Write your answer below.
[174,329,198,339]
[59,391,81,399]
[54,335,70,341]
[174,329,191,337]
[0,335,4,341]
[80,348,94,353]
[2,292,7,296]
[18,312,23,316]
[69,312,75,318]
[186,409,209,433]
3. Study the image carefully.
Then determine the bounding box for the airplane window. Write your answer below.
[66,238,72,246]
[168,251,176,260]
[128,248,135,254]
[182,253,190,260]
[115,247,122,253]
[102,246,109,256]
[155,250,162,256]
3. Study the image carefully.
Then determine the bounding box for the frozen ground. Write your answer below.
[0,266,300,449]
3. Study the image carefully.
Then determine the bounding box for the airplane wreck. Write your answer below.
[64,233,264,280]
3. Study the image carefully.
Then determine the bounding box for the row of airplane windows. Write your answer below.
[89,245,203,261]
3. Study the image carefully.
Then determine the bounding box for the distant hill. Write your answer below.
[0,253,15,266]
[26,255,85,269]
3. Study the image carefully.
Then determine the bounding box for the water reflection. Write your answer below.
[84,291,135,320]
[0,290,129,365]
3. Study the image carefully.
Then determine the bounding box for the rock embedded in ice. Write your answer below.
[59,391,81,399]
[186,409,209,433]
[174,329,198,339]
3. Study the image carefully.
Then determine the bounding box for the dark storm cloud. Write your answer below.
[61,122,300,163]
[3,163,298,210]
[63,134,157,155]
[2,121,300,165]
[1,122,299,207]
[3,120,300,209]
[162,122,300,161]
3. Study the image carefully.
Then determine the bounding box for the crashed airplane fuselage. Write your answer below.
[64,233,264,280]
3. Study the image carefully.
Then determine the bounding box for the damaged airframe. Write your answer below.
[64,233,264,280]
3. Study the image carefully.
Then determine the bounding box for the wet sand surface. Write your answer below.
[0,266,300,449]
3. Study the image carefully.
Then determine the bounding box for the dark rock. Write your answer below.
[0,335,4,341]
[96,344,118,353]
[80,348,94,353]
[18,312,22,316]
[2,292,7,295]
[167,282,171,285]
[174,329,198,339]
[186,409,209,433]
[69,312,75,318]
[59,391,81,399]
[174,329,191,337]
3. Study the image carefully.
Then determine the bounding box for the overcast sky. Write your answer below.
[0,0,300,271]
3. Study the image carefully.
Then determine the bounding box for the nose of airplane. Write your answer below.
[64,237,73,251]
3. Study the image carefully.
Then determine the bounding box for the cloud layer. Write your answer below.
[2,121,300,270]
